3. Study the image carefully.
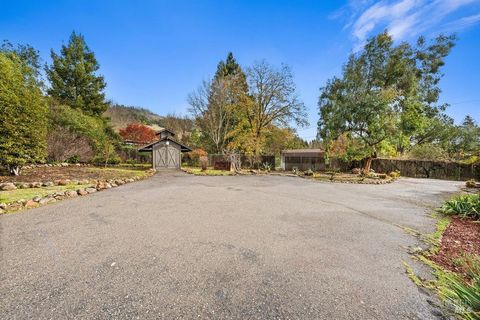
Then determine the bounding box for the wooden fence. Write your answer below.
[208,154,275,170]
[328,157,479,181]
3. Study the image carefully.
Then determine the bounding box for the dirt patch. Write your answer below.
[431,217,480,277]
[0,166,148,183]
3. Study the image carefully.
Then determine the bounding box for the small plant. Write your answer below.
[440,194,480,220]
[389,170,401,179]
[378,173,387,179]
[466,180,477,188]
[66,155,80,164]
[125,159,136,166]
[351,168,361,175]
[262,162,271,172]
[440,270,480,320]
[199,156,208,171]
[304,169,314,176]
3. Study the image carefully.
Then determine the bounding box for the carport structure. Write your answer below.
[138,129,191,169]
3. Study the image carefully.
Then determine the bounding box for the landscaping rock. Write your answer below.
[0,208,4,214]
[85,187,97,194]
[24,200,39,208]
[126,178,134,183]
[8,203,22,211]
[65,190,78,197]
[0,183,17,191]
[115,179,125,185]
[42,181,54,187]
[77,189,88,196]
[351,168,361,174]
[0,203,6,210]
[32,196,42,202]
[39,197,55,205]
[56,179,69,186]
[19,183,30,189]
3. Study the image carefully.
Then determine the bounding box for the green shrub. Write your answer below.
[440,194,480,220]
[92,155,121,166]
[440,255,480,320]
[66,155,80,163]
[408,143,449,161]
[304,169,314,176]
[466,180,477,188]
[389,170,401,179]
[262,162,272,172]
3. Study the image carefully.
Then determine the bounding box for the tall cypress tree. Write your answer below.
[0,52,48,175]
[46,31,107,116]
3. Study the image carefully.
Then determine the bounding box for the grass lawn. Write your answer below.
[0,166,150,183]
[0,183,91,203]
[182,167,234,176]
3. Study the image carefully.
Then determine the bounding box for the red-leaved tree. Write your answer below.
[119,123,156,144]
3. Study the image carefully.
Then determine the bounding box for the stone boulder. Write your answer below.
[85,187,97,194]
[77,189,88,196]
[24,200,39,208]
[65,190,78,197]
[0,183,17,191]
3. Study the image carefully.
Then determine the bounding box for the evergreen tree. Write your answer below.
[214,52,248,92]
[46,31,107,116]
[0,52,48,175]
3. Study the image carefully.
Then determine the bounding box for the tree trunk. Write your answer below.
[363,157,373,175]
[8,165,21,176]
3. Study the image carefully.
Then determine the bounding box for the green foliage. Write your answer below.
[408,143,449,161]
[1,40,43,87]
[440,194,480,220]
[46,31,107,116]
[262,162,272,172]
[318,32,457,166]
[439,256,480,320]
[66,155,80,163]
[48,103,118,161]
[466,180,477,188]
[0,52,48,175]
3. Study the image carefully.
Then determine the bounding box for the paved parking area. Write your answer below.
[0,172,462,319]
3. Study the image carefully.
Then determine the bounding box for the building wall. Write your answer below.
[282,155,325,171]
[153,141,181,169]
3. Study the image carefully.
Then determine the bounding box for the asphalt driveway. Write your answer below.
[0,172,462,319]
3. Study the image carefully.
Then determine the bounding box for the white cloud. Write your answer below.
[337,0,480,47]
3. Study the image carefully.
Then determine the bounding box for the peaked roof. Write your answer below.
[138,136,192,152]
[155,128,175,136]
[281,148,324,154]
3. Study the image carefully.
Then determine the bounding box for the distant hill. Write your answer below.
[105,104,164,132]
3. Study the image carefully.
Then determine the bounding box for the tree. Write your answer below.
[318,32,456,172]
[188,53,249,153]
[1,41,43,87]
[239,60,308,156]
[160,113,194,145]
[0,52,48,175]
[119,123,157,144]
[46,31,107,116]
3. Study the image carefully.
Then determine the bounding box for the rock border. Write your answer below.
[0,169,156,214]
[182,168,397,184]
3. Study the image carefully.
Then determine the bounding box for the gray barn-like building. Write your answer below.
[280,149,325,171]
[139,129,191,169]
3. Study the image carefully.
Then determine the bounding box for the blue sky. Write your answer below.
[1,0,479,140]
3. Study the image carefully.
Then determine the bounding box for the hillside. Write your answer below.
[105,104,164,131]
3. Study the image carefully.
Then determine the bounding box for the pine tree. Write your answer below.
[214,52,248,92]
[46,31,107,116]
[0,52,48,175]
